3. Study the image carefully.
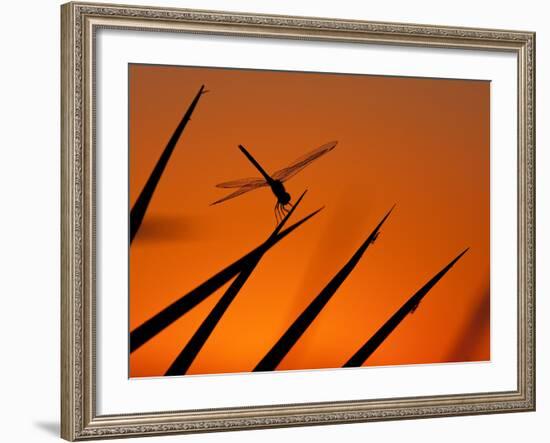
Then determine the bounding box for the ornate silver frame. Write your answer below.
[61,2,536,440]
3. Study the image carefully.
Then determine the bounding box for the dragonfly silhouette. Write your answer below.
[212,141,337,221]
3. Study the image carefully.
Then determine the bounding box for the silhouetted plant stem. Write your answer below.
[164,192,308,375]
[165,260,259,375]
[253,205,395,372]
[343,248,469,368]
[130,85,207,244]
[130,195,321,353]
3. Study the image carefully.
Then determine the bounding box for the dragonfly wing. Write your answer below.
[271,140,337,182]
[215,177,267,189]
[211,185,264,205]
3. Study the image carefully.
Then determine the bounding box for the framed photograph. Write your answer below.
[61,1,536,440]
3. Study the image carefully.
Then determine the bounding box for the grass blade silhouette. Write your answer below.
[130,202,322,353]
[165,192,307,375]
[343,248,469,368]
[254,205,395,372]
[130,85,207,243]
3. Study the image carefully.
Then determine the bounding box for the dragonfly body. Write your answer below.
[212,141,337,221]
[270,180,291,206]
[236,144,291,218]
[270,180,292,221]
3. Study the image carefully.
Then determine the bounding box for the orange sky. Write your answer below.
[129,64,490,378]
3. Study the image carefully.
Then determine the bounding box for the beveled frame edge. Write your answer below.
[60,1,536,440]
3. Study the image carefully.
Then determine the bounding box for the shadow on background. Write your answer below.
[33,421,59,437]
[135,213,201,243]
[446,284,491,362]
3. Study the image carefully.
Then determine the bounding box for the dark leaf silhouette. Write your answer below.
[130,85,207,243]
[130,201,323,353]
[165,192,308,375]
[343,248,469,367]
[253,205,395,372]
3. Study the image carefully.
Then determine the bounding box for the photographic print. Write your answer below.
[61,5,535,439]
[128,64,490,378]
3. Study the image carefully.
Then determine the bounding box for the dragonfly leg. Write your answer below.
[278,203,286,220]
[274,202,281,223]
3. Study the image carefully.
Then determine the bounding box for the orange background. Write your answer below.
[129,64,490,377]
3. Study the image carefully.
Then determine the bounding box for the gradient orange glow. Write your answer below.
[129,64,490,377]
